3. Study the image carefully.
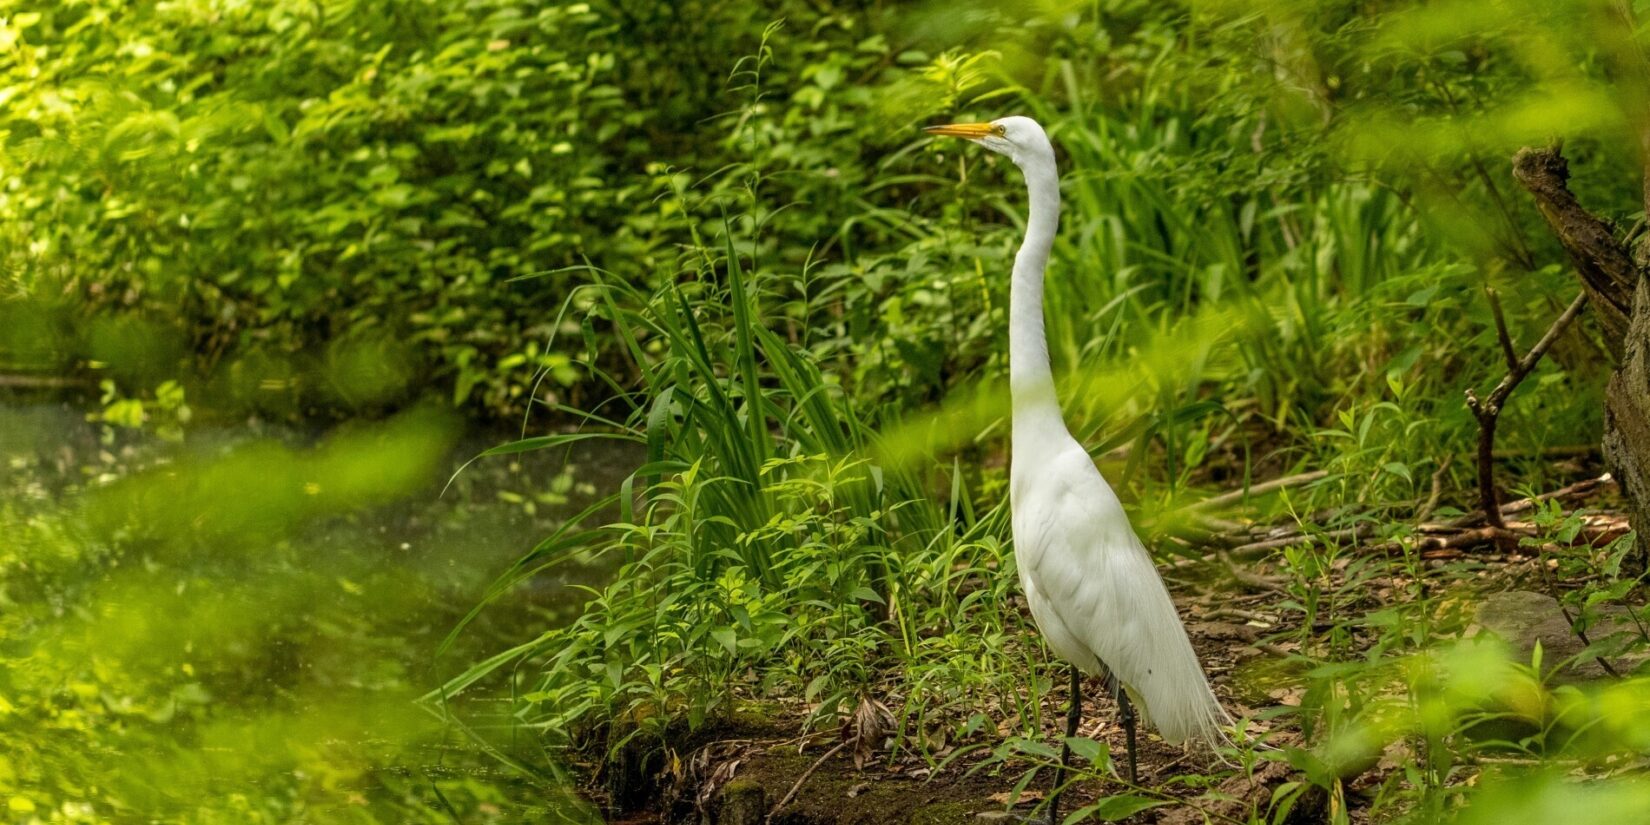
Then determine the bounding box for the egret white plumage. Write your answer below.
[924,116,1229,817]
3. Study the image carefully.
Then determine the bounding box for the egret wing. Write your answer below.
[1015,445,1228,746]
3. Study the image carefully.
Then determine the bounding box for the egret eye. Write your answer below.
[992,124,1007,137]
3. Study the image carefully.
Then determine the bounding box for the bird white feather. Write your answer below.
[981,115,1230,748]
[1012,440,1230,745]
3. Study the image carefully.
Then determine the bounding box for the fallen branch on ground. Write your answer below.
[1426,473,1612,530]
[1186,470,1329,513]
[1228,525,1370,560]
[0,374,93,389]
[765,739,848,822]
[1189,474,1615,562]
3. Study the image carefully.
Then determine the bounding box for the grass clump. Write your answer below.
[433,229,1038,765]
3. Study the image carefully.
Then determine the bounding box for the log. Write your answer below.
[1510,147,1634,350]
[1512,144,1650,567]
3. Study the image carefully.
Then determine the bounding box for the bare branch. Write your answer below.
[1467,292,1590,529]
[1490,291,1590,409]
[1187,470,1329,513]
[766,740,848,822]
[1484,287,1520,371]
[1228,524,1369,560]
[1511,147,1634,350]
[1415,456,1451,524]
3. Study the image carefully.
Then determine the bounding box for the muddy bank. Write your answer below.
[592,607,1300,825]
[639,700,1303,825]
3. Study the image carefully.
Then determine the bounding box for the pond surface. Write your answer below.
[1,402,639,822]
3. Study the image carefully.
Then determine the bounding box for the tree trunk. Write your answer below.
[1605,279,1650,567]
[1512,146,1650,566]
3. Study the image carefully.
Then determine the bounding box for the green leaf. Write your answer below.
[711,628,737,655]
[1065,736,1104,763]
[1065,794,1168,823]
[804,674,829,703]
[1012,738,1060,760]
[847,585,884,604]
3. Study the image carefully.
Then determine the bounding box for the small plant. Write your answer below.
[90,379,191,442]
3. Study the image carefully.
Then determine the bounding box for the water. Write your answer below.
[0,402,639,822]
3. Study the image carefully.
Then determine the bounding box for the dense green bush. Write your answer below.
[0,0,917,414]
[3,0,1626,429]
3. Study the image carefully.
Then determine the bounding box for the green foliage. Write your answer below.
[8,0,1650,821]
[0,0,964,416]
[0,409,601,822]
[429,237,1036,758]
[0,0,1620,440]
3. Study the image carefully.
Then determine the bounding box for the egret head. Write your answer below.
[924,116,1053,169]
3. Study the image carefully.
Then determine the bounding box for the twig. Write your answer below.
[1187,470,1329,513]
[1373,524,1539,556]
[1204,607,1278,625]
[1415,455,1452,524]
[1466,292,1590,530]
[1422,526,1526,552]
[1218,553,1288,592]
[1491,444,1599,460]
[1253,642,1294,659]
[1498,473,1612,519]
[1384,508,1626,557]
[1484,287,1520,371]
[1433,472,1612,530]
[766,739,848,822]
[0,374,92,389]
[1229,524,1368,560]
[1198,475,1610,561]
[1191,514,1251,534]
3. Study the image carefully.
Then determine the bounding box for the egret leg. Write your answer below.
[1104,670,1139,784]
[1047,665,1081,825]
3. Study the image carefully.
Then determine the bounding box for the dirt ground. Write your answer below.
[595,477,1632,824]
[620,588,1306,824]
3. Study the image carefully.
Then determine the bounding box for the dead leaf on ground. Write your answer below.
[844,696,896,770]
[986,789,1046,805]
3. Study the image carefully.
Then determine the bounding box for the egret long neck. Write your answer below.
[1010,157,1065,447]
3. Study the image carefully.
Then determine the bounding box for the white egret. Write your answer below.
[924,117,1229,817]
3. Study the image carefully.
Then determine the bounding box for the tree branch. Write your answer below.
[1484,287,1520,371]
[1466,291,1590,528]
[1511,146,1635,351]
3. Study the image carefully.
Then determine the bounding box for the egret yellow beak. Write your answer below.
[923,122,997,139]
